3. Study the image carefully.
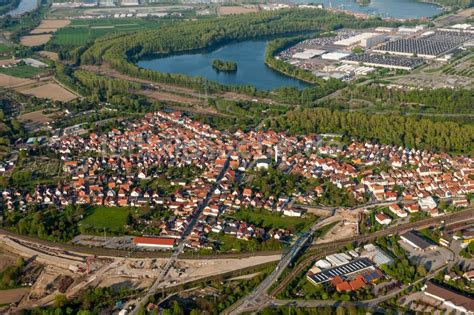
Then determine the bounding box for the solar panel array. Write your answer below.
[308,258,375,284]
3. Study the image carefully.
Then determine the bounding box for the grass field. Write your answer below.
[80,206,137,231]
[0,44,12,54]
[51,19,161,47]
[230,208,316,233]
[0,65,48,78]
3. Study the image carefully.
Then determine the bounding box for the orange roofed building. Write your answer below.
[133,237,176,249]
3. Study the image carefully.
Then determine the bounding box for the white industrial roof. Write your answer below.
[321,52,351,60]
[334,32,382,46]
[292,49,326,59]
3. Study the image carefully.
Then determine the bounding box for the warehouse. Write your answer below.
[334,32,386,48]
[423,281,474,314]
[307,258,376,285]
[321,52,351,61]
[400,231,437,251]
[292,49,326,59]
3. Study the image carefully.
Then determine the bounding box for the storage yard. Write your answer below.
[277,24,474,83]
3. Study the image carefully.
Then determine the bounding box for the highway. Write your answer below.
[226,218,331,315]
[226,207,474,314]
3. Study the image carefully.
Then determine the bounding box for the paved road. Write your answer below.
[226,218,335,315]
[228,208,473,314]
[129,152,233,314]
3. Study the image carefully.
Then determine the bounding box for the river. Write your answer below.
[138,40,311,91]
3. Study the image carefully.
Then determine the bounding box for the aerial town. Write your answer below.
[0,0,472,313]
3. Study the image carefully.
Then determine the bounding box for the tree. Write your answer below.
[54,294,68,308]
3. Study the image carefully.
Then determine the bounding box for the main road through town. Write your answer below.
[130,145,235,314]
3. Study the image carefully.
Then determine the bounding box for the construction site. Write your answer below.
[0,233,280,313]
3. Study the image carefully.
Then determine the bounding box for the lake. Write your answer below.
[3,0,38,17]
[296,0,443,19]
[138,40,311,91]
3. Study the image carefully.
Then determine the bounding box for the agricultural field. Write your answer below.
[50,18,161,47]
[20,34,52,47]
[0,65,49,78]
[19,82,78,102]
[0,73,34,88]
[18,109,58,131]
[29,19,70,34]
[218,5,259,15]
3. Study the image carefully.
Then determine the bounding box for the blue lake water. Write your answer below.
[138,40,311,91]
[3,0,38,17]
[296,0,443,19]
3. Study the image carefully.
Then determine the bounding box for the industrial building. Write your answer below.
[307,257,376,285]
[360,244,393,267]
[321,51,351,61]
[292,49,326,59]
[334,32,386,48]
[400,231,437,251]
[423,281,474,314]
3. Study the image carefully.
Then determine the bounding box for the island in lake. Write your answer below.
[212,59,237,72]
[355,0,371,5]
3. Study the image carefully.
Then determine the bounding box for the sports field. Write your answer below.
[80,206,137,231]
[51,18,161,47]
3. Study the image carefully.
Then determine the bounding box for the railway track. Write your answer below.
[270,208,474,297]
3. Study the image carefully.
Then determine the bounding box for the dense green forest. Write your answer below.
[429,0,473,8]
[268,108,474,153]
[343,85,473,113]
[79,9,404,94]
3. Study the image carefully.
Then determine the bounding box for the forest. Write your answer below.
[342,85,473,114]
[268,107,474,154]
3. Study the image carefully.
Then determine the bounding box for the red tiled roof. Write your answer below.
[133,237,175,246]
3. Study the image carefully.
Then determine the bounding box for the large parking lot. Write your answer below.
[398,240,454,272]
[375,31,474,58]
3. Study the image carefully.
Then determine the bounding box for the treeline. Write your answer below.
[80,9,405,94]
[430,0,473,8]
[74,70,141,100]
[0,0,20,15]
[268,107,474,153]
[344,85,474,113]
[3,206,81,242]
